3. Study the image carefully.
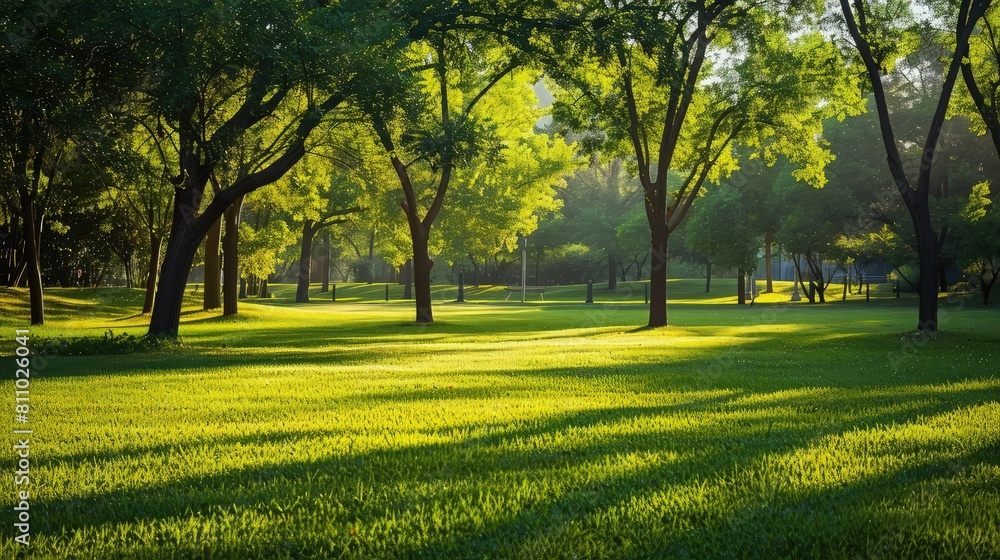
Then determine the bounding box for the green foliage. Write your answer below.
[834,224,911,269]
[437,72,578,267]
[686,186,762,275]
[952,181,1000,300]
[239,203,294,280]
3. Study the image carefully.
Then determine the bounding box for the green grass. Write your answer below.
[0,282,997,558]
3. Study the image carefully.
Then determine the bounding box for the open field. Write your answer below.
[0,282,998,558]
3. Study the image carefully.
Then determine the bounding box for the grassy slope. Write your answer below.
[0,282,997,559]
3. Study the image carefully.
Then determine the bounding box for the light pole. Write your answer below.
[520,234,527,303]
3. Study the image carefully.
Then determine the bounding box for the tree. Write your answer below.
[107,115,176,313]
[1,0,136,324]
[776,180,854,303]
[437,106,576,287]
[686,186,762,304]
[238,192,293,300]
[953,181,1000,302]
[134,0,399,336]
[281,143,364,304]
[614,204,652,282]
[558,158,641,289]
[837,0,992,332]
[548,1,858,327]
[360,13,539,322]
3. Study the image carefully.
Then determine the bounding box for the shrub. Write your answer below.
[35,330,183,356]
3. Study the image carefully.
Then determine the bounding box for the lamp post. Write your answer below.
[520,235,527,304]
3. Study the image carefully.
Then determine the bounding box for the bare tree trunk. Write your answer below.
[18,193,43,325]
[608,252,617,290]
[203,217,222,310]
[914,215,939,330]
[764,232,774,293]
[320,230,330,293]
[403,259,412,299]
[366,230,375,284]
[149,233,199,336]
[223,196,244,316]
[412,232,433,322]
[737,273,746,305]
[648,224,668,327]
[296,220,317,303]
[142,234,163,314]
[469,255,480,287]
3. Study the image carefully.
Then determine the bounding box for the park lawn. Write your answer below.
[0,284,997,558]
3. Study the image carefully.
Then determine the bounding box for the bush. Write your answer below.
[541,243,605,285]
[35,330,183,356]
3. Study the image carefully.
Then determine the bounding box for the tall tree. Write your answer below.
[549,1,859,327]
[283,146,363,304]
[686,185,762,304]
[1,0,135,324]
[837,0,992,332]
[360,14,535,322]
[437,78,576,286]
[137,1,383,336]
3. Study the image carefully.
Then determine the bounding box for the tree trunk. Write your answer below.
[259,278,268,299]
[320,230,330,293]
[148,233,199,337]
[938,260,948,293]
[296,220,316,303]
[412,231,433,322]
[223,196,244,316]
[18,194,43,325]
[764,232,774,293]
[705,261,712,293]
[123,257,133,289]
[203,217,222,310]
[914,213,939,332]
[149,180,210,337]
[608,252,617,290]
[535,247,541,285]
[793,257,814,304]
[142,234,163,314]
[648,223,668,327]
[403,259,413,299]
[469,255,480,287]
[366,230,375,284]
[737,273,746,305]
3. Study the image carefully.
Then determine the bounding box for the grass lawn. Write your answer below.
[0,281,997,558]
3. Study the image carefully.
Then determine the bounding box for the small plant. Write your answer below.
[35,330,183,356]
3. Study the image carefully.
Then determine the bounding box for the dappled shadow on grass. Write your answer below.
[23,379,1000,559]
